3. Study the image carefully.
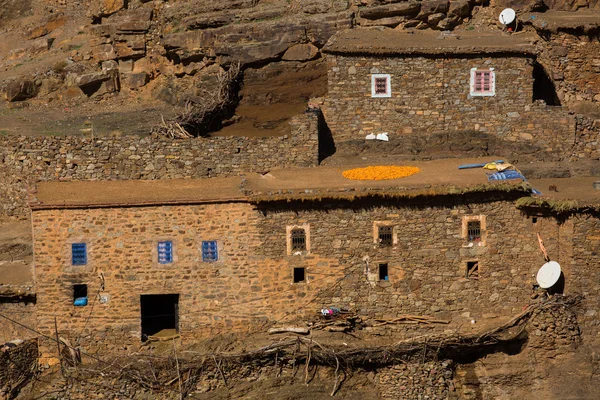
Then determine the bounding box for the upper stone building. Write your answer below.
[321,29,575,154]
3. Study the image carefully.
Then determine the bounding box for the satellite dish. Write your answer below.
[499,8,516,25]
[536,261,562,289]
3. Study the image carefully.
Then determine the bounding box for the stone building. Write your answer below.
[321,29,575,152]
[29,159,600,356]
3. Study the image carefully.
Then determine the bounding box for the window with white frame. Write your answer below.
[371,74,391,98]
[462,215,487,245]
[470,68,495,97]
[286,224,310,255]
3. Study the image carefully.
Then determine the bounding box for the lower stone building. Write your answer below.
[29,158,600,357]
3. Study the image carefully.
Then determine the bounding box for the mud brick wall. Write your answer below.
[0,110,320,217]
[321,54,579,157]
[32,202,344,357]
[0,339,38,398]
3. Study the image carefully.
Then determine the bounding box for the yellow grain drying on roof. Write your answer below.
[342,166,421,180]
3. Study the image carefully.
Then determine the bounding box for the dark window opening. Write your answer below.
[72,243,87,265]
[378,225,393,246]
[532,217,538,224]
[293,267,306,283]
[379,263,389,281]
[466,261,479,279]
[533,62,561,106]
[291,229,307,251]
[374,77,388,95]
[73,284,88,306]
[467,221,481,242]
[140,294,179,341]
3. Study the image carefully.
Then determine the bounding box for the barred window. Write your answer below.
[470,68,495,96]
[158,241,173,264]
[467,221,481,242]
[71,243,87,265]
[291,228,306,251]
[378,225,393,246]
[202,241,218,262]
[371,74,391,98]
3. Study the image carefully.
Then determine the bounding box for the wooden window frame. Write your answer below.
[470,68,495,97]
[371,74,391,98]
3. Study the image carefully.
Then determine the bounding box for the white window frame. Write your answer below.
[371,74,391,98]
[470,68,495,97]
[286,224,310,255]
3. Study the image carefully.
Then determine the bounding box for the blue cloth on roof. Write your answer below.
[488,170,526,181]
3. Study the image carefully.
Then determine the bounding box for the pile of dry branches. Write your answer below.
[153,62,242,139]
[68,294,582,398]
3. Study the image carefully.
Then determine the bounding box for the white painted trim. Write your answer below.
[470,68,495,97]
[371,74,391,98]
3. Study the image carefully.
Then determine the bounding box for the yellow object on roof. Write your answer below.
[342,166,421,181]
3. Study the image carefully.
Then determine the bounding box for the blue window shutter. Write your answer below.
[202,241,218,262]
[158,241,173,264]
[72,243,87,265]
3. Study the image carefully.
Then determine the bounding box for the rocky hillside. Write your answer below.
[0,0,599,138]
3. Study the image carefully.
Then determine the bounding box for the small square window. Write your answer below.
[202,241,218,262]
[379,263,389,281]
[467,221,481,242]
[291,229,306,251]
[158,241,173,264]
[466,261,479,279]
[470,68,495,97]
[72,243,87,265]
[378,225,393,247]
[73,284,88,306]
[371,74,391,98]
[293,267,306,283]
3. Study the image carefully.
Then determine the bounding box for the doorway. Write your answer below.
[140,294,179,341]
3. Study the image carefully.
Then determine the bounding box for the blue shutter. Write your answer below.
[72,243,87,265]
[202,241,218,262]
[158,241,173,264]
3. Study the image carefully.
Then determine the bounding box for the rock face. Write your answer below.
[4,79,37,102]
[282,43,319,61]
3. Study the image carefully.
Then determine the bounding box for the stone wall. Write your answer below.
[0,301,37,344]
[0,110,320,217]
[321,54,581,158]
[32,190,596,356]
[378,360,455,399]
[0,339,38,399]
[541,32,600,105]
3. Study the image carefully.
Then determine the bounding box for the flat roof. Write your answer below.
[523,11,600,32]
[323,29,538,56]
[31,158,531,210]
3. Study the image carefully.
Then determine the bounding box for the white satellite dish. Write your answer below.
[536,261,562,289]
[499,8,516,25]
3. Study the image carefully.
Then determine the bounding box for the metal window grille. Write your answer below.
[71,243,87,265]
[467,221,482,241]
[473,70,493,93]
[378,225,393,246]
[291,228,306,251]
[374,77,388,95]
[158,241,173,264]
[202,241,218,262]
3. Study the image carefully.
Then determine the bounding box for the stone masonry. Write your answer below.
[31,188,600,356]
[0,110,320,217]
[321,52,578,156]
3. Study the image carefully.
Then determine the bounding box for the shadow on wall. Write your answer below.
[317,111,336,163]
[533,62,561,106]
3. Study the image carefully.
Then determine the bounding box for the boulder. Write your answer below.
[4,79,37,102]
[359,2,421,20]
[282,43,319,61]
[360,15,407,27]
[448,0,471,19]
[27,14,67,40]
[121,72,149,89]
[543,0,591,11]
[494,0,545,12]
[428,13,446,26]
[92,0,127,18]
[417,0,449,19]
[75,71,119,96]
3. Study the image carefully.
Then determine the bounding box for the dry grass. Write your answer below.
[516,196,587,212]
[342,166,420,181]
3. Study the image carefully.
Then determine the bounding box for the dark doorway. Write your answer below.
[533,62,561,106]
[140,294,179,341]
